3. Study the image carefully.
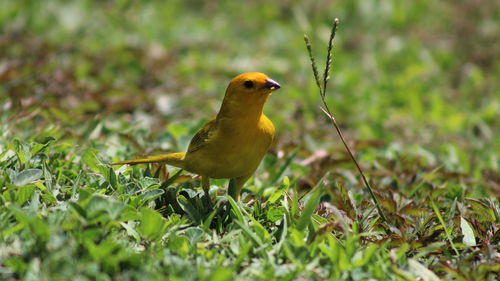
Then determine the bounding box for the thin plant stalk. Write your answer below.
[304,18,388,223]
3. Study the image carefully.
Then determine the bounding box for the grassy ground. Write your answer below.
[1,0,499,280]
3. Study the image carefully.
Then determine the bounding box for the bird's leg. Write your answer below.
[228,174,252,201]
[201,175,212,209]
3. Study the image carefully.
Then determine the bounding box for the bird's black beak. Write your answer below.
[265,78,281,91]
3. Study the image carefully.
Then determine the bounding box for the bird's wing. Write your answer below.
[187,117,218,153]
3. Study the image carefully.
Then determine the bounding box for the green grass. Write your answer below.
[1,0,498,280]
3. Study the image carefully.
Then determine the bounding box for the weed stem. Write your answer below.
[304,18,388,223]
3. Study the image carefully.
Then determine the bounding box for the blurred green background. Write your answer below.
[2,0,498,144]
[2,2,498,122]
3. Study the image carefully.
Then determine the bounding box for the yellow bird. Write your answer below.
[113,72,280,202]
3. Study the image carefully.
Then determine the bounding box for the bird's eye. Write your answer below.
[243,80,254,88]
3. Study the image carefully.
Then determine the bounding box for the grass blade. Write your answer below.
[430,200,460,256]
[296,185,323,231]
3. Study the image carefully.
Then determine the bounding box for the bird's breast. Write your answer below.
[184,115,274,178]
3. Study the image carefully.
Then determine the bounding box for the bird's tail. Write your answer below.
[112,152,186,169]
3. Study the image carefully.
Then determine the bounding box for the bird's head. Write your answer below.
[227,72,281,96]
[220,72,280,117]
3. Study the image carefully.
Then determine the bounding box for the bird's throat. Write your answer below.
[217,96,268,124]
